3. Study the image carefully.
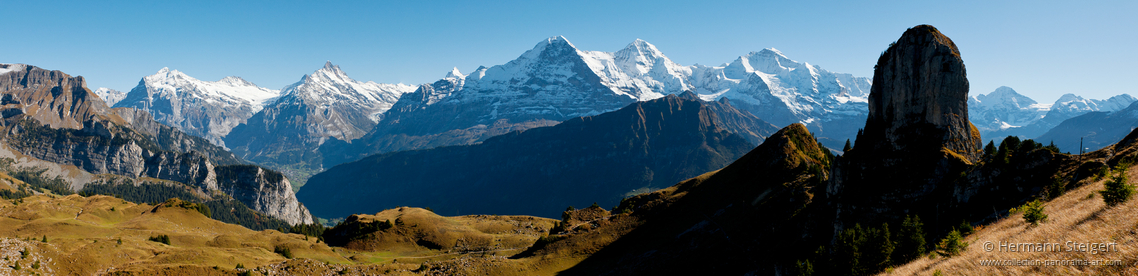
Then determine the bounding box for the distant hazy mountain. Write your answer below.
[968,86,1134,141]
[300,94,776,219]
[93,87,127,106]
[1036,101,1138,153]
[114,68,280,148]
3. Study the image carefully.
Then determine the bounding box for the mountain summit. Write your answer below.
[114,68,280,147]
[321,36,872,170]
[224,62,415,173]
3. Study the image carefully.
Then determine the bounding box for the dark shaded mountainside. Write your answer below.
[0,64,313,226]
[299,92,778,219]
[1036,100,1138,154]
[490,25,1114,275]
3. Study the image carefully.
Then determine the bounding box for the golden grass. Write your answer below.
[0,194,347,275]
[883,165,1138,275]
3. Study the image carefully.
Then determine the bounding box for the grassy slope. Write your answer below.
[0,193,565,275]
[886,165,1138,275]
[0,194,345,275]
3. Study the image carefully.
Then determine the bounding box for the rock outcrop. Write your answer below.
[0,64,311,225]
[859,25,981,161]
[833,24,984,229]
[0,64,123,129]
[216,165,313,225]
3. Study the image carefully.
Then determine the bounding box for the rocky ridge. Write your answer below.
[224,62,415,173]
[114,68,280,148]
[322,37,870,170]
[0,64,311,225]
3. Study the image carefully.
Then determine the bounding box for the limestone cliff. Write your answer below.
[833,24,984,229]
[216,165,313,224]
[859,25,981,162]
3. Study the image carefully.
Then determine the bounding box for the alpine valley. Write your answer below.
[2,24,1137,275]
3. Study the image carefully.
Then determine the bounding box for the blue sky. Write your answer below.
[3,1,1135,104]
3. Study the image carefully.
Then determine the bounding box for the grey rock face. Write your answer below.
[113,107,242,165]
[833,25,981,229]
[144,151,218,191]
[862,25,981,161]
[216,165,313,225]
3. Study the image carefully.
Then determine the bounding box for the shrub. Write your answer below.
[1021,199,1048,226]
[835,223,893,275]
[893,215,926,262]
[274,245,293,259]
[1047,177,1067,200]
[1100,167,1135,207]
[937,229,967,257]
[148,234,171,245]
[793,259,814,276]
[957,220,974,236]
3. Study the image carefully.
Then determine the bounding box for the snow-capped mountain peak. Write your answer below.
[224,62,418,161]
[282,62,416,123]
[446,67,464,79]
[972,86,1040,109]
[139,67,278,107]
[614,39,674,76]
[967,86,1135,139]
[219,76,255,87]
[393,36,871,149]
[968,86,1049,133]
[93,87,127,106]
[1052,93,1136,113]
[115,67,282,147]
[302,61,355,86]
[0,64,28,76]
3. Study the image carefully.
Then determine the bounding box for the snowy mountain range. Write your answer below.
[113,68,280,147]
[356,36,871,154]
[106,36,1135,187]
[223,62,415,172]
[1036,101,1138,153]
[968,86,1135,141]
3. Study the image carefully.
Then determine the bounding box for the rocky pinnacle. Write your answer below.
[862,25,981,162]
